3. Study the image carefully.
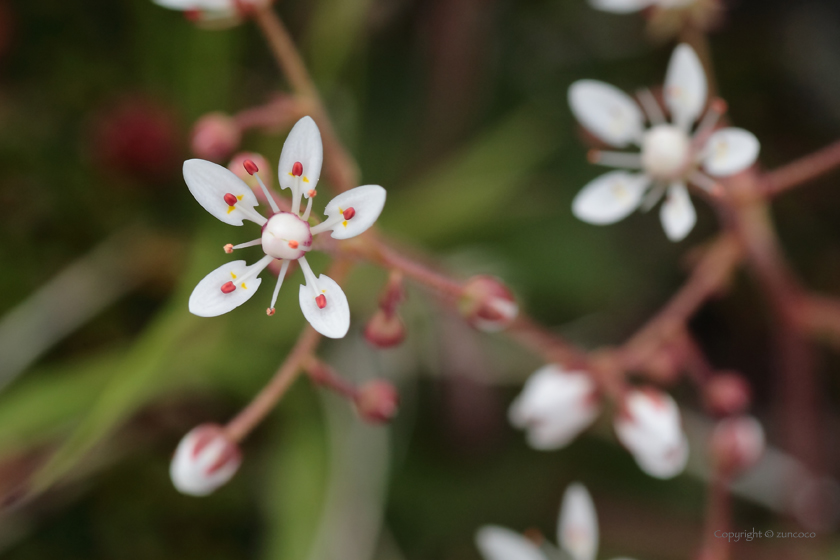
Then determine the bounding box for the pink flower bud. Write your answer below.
[614,388,689,479]
[458,275,518,333]
[364,309,406,348]
[710,415,765,476]
[170,424,242,496]
[354,380,399,424]
[703,372,751,416]
[191,112,241,160]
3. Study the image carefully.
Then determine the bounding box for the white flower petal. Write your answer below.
[664,44,707,131]
[702,128,760,177]
[299,274,350,339]
[558,483,599,560]
[589,0,653,13]
[572,172,649,225]
[509,365,600,450]
[569,80,645,147]
[475,526,546,560]
[322,185,386,239]
[659,182,696,241]
[615,389,689,479]
[278,116,323,197]
[183,159,261,226]
[189,259,268,317]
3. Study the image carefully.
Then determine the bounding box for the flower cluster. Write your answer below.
[185,116,386,339]
[569,44,759,241]
[476,482,627,560]
[509,365,689,479]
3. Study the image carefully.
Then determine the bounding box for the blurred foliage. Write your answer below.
[2,0,840,558]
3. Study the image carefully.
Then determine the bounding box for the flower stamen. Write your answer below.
[221,281,236,294]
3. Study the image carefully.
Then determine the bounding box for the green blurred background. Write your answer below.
[1,0,840,558]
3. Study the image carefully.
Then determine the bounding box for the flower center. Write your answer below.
[261,212,312,260]
[641,125,691,180]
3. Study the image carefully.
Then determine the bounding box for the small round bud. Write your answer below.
[704,373,751,416]
[459,275,518,333]
[191,112,241,161]
[354,380,399,424]
[170,424,242,496]
[364,309,406,348]
[710,415,765,476]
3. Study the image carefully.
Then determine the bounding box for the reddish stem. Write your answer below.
[763,138,840,197]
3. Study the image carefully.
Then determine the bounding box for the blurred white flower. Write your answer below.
[569,44,760,241]
[170,424,242,496]
[476,483,635,560]
[184,116,387,339]
[508,364,600,450]
[152,0,267,25]
[589,0,695,14]
[614,388,689,479]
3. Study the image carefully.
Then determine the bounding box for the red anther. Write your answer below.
[342,207,356,220]
[243,159,259,175]
[307,189,317,198]
[223,193,238,206]
[184,8,201,22]
[292,161,303,176]
[288,240,299,249]
[221,281,236,294]
[266,308,276,316]
[223,244,234,254]
[316,294,327,309]
[711,98,728,114]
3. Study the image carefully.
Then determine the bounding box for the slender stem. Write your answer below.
[252,6,359,193]
[763,138,840,197]
[224,325,322,442]
[699,475,732,560]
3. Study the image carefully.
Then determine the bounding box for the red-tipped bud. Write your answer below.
[243,159,259,175]
[221,281,236,294]
[191,112,241,160]
[364,309,406,348]
[224,244,234,254]
[316,294,327,309]
[342,207,356,220]
[223,193,238,206]
[459,275,518,333]
[354,380,399,424]
[710,416,765,476]
[292,161,303,177]
[170,424,242,496]
[229,152,272,192]
[704,373,751,416]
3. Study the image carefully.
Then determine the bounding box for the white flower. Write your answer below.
[170,424,242,496]
[614,388,689,479]
[152,0,266,25]
[476,483,635,560]
[589,0,696,14]
[569,44,760,241]
[508,365,600,450]
[184,116,387,339]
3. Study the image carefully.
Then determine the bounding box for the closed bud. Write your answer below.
[459,275,518,333]
[191,112,241,160]
[354,380,399,424]
[704,372,751,416]
[364,309,406,348]
[170,424,242,496]
[228,152,273,192]
[710,415,765,476]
